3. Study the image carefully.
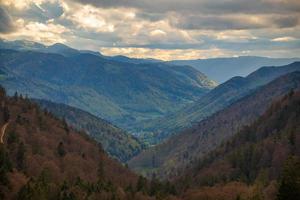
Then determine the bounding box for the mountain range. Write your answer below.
[0,39,102,57]
[177,90,300,200]
[168,56,300,83]
[138,62,300,144]
[0,39,299,200]
[0,39,162,64]
[128,71,300,177]
[0,48,216,136]
[1,77,299,200]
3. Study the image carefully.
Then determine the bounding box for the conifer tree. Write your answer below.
[57,142,66,157]
[277,156,300,200]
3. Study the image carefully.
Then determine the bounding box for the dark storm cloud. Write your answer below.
[135,12,164,22]
[170,14,300,30]
[273,16,299,28]
[71,0,300,31]
[170,15,267,30]
[72,0,300,15]
[11,1,64,22]
[0,6,15,33]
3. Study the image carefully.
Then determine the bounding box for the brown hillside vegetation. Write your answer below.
[0,87,178,200]
[178,90,300,200]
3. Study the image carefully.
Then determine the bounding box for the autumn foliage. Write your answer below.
[0,87,161,200]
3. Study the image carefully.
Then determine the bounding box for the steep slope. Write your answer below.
[0,49,216,133]
[35,99,144,162]
[140,62,300,144]
[129,72,300,178]
[168,56,299,83]
[0,87,152,200]
[178,91,300,200]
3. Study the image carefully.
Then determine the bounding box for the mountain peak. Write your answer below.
[48,42,73,49]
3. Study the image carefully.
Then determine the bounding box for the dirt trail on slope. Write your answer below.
[1,122,9,144]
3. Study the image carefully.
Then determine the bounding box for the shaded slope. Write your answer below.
[178,91,300,200]
[36,99,144,162]
[129,72,300,178]
[140,62,300,144]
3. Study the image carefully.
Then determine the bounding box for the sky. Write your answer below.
[0,0,299,60]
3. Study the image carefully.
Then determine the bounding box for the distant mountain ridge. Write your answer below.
[137,62,300,144]
[128,71,300,177]
[0,39,102,57]
[35,99,144,162]
[0,39,159,63]
[168,56,300,83]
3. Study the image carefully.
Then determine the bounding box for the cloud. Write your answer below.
[99,43,300,60]
[1,19,70,44]
[273,15,299,28]
[0,0,299,59]
[0,6,15,33]
[272,37,297,42]
[170,15,267,30]
[72,0,300,15]
[170,13,300,31]
[65,7,115,32]
[70,0,300,31]
[99,47,234,60]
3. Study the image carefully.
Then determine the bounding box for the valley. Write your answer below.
[128,71,300,177]
[0,47,216,138]
[0,40,299,200]
[137,62,300,144]
[1,0,300,199]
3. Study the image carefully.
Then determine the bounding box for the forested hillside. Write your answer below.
[139,62,300,144]
[177,90,300,200]
[0,48,216,135]
[129,72,300,178]
[0,87,177,200]
[36,99,144,162]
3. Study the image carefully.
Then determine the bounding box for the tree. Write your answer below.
[7,130,19,145]
[3,105,10,123]
[17,142,26,171]
[97,159,105,182]
[0,145,12,185]
[58,181,76,200]
[136,176,147,193]
[62,118,70,134]
[57,142,66,157]
[149,174,160,196]
[14,92,18,101]
[0,86,5,98]
[17,175,52,200]
[277,156,300,200]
